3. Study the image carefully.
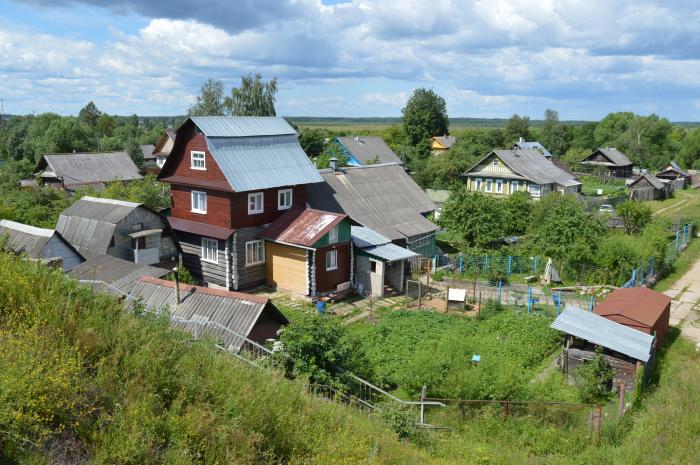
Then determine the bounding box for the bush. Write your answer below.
[616,200,652,235]
[575,346,615,403]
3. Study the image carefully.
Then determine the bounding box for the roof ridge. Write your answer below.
[140,276,269,304]
[0,219,54,237]
[79,196,141,208]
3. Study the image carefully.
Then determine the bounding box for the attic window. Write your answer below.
[492,160,498,166]
[194,125,202,134]
[191,151,205,170]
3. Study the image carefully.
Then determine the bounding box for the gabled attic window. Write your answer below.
[194,125,203,135]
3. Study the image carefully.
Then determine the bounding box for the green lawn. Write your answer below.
[648,188,700,221]
[653,237,700,292]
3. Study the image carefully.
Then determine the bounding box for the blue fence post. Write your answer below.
[589,295,595,312]
[527,286,532,314]
[683,224,687,247]
[507,256,512,276]
[459,253,463,273]
[498,280,502,304]
[675,230,680,256]
[484,255,489,273]
[557,291,562,316]
[533,256,539,274]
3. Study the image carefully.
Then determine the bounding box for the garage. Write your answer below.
[265,241,308,295]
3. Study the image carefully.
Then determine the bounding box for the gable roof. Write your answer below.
[550,158,575,176]
[35,152,142,187]
[658,160,690,178]
[69,254,168,294]
[551,306,655,362]
[464,149,580,186]
[179,117,322,192]
[307,163,438,241]
[583,148,633,167]
[512,140,552,158]
[56,196,144,259]
[140,144,156,160]
[0,219,69,258]
[130,276,288,351]
[351,226,419,262]
[629,173,666,190]
[153,129,176,156]
[260,207,346,247]
[336,136,403,165]
[594,287,671,327]
[431,135,456,149]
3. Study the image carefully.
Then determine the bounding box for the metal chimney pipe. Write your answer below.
[173,267,181,304]
[329,157,338,171]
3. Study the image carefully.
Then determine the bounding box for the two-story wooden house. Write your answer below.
[158,116,351,295]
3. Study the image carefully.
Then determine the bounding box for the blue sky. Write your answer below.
[2,0,700,120]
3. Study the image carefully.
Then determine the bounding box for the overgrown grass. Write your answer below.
[0,254,439,464]
[653,237,700,292]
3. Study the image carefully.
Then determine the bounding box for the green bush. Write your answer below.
[574,346,615,403]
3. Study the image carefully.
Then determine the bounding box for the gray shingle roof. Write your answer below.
[140,144,156,160]
[584,148,633,167]
[36,152,142,186]
[630,173,665,190]
[337,136,403,165]
[129,277,288,352]
[69,254,168,294]
[307,163,437,241]
[56,197,141,259]
[552,306,655,362]
[465,149,580,186]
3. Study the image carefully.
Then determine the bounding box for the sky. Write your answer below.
[2,0,700,120]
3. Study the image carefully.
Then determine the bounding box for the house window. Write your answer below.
[485,179,493,192]
[492,160,499,166]
[496,179,503,193]
[157,156,166,168]
[511,180,519,194]
[245,240,265,265]
[131,236,146,249]
[191,151,206,170]
[370,260,377,273]
[278,189,292,210]
[191,190,207,213]
[201,238,218,263]
[328,225,338,244]
[528,184,541,196]
[326,249,338,271]
[475,178,482,191]
[248,192,264,214]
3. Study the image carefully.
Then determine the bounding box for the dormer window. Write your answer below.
[278,189,293,210]
[248,192,264,214]
[191,151,206,170]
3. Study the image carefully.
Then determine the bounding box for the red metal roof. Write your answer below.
[167,217,235,240]
[594,287,671,327]
[260,207,346,247]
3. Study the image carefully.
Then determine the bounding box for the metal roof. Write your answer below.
[594,287,671,328]
[551,306,654,362]
[191,116,296,138]
[351,226,391,248]
[130,277,288,351]
[465,149,579,186]
[205,134,323,192]
[512,140,552,158]
[56,197,142,259]
[0,219,54,257]
[583,148,633,167]
[307,163,438,241]
[260,207,346,247]
[69,254,168,294]
[35,152,142,186]
[336,136,403,165]
[432,135,456,149]
[351,226,418,262]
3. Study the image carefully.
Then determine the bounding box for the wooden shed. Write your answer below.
[594,287,671,347]
[628,174,672,201]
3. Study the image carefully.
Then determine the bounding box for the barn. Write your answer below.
[628,173,672,201]
[594,287,671,347]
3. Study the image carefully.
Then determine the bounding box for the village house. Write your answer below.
[594,287,671,347]
[580,148,633,178]
[628,173,673,200]
[130,276,288,350]
[32,151,142,191]
[334,136,403,165]
[56,196,178,265]
[145,128,176,172]
[158,116,352,295]
[307,161,439,257]
[552,306,655,393]
[656,160,691,188]
[0,219,83,271]
[462,149,581,199]
[430,135,456,154]
[510,137,553,158]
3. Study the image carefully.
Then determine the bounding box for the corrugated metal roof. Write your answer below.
[167,217,234,240]
[206,134,323,192]
[191,116,296,137]
[594,287,671,327]
[36,152,142,186]
[351,226,391,248]
[512,140,552,158]
[336,136,403,165]
[351,226,418,262]
[130,277,288,351]
[56,197,142,259]
[69,254,168,293]
[260,207,346,247]
[307,163,438,241]
[0,219,53,257]
[140,144,156,160]
[551,306,654,362]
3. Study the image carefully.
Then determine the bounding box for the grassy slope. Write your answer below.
[0,254,436,465]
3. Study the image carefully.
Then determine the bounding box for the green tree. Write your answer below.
[575,346,615,403]
[439,189,504,248]
[504,114,530,143]
[125,138,144,167]
[561,147,589,171]
[401,88,449,146]
[678,128,700,169]
[594,235,639,284]
[299,128,327,158]
[502,191,533,236]
[540,109,573,157]
[39,117,95,156]
[225,73,278,117]
[188,78,226,116]
[78,101,101,127]
[315,143,347,169]
[570,122,598,151]
[616,200,653,235]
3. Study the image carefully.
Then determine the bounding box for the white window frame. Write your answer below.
[328,225,339,245]
[492,160,499,166]
[528,184,541,196]
[245,240,265,266]
[191,190,207,214]
[475,178,482,191]
[278,189,293,210]
[191,151,206,170]
[496,179,503,193]
[326,249,338,271]
[485,179,493,193]
[201,237,218,263]
[248,192,264,215]
[511,180,519,194]
[157,156,166,168]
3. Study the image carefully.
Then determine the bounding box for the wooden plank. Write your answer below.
[265,241,307,295]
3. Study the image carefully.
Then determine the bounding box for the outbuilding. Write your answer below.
[0,219,84,271]
[594,287,671,347]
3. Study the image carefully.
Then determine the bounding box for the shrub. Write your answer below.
[575,346,615,403]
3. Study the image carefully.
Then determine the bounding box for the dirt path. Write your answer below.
[662,256,700,348]
[654,198,688,216]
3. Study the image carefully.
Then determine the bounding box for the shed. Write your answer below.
[656,160,691,188]
[335,136,403,166]
[33,151,142,191]
[69,254,169,294]
[628,173,672,201]
[0,219,84,271]
[551,307,655,392]
[580,148,633,178]
[129,276,289,350]
[594,287,671,347]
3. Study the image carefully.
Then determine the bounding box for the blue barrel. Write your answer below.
[316,300,326,314]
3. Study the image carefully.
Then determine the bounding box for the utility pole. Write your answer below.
[0,98,5,126]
